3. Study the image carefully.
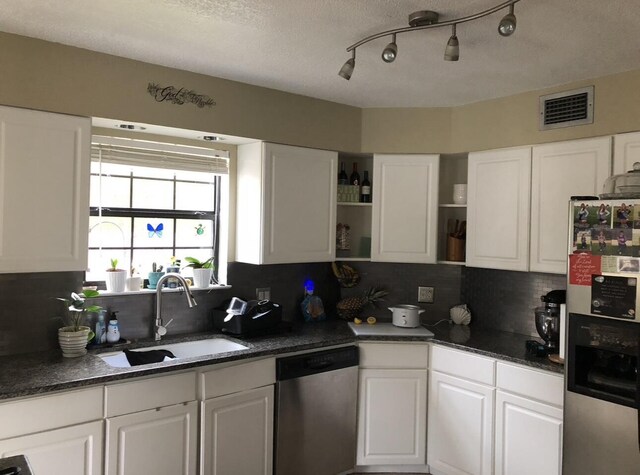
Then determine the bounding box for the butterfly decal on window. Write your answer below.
[147,223,164,238]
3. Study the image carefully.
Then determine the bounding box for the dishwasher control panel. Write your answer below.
[276,346,359,381]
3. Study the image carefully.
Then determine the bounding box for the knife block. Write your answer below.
[446,235,466,262]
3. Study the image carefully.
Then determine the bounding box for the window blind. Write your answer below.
[91,135,229,174]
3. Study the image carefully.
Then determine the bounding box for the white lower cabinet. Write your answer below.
[105,402,198,475]
[356,342,429,472]
[0,421,103,475]
[495,391,563,475]
[428,371,494,475]
[201,386,274,475]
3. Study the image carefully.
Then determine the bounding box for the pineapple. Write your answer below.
[336,287,389,320]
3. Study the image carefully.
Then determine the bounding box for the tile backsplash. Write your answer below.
[0,262,564,356]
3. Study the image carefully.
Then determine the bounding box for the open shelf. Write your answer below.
[439,204,467,208]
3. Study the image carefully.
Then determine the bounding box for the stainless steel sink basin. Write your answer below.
[98,338,249,368]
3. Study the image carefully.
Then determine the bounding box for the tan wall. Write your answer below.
[361,69,640,154]
[0,32,361,152]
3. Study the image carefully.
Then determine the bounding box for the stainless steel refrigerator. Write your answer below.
[564,198,640,474]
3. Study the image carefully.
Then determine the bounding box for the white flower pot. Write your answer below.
[192,268,212,288]
[58,326,92,358]
[106,270,127,292]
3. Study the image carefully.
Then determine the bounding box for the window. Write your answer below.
[87,136,229,286]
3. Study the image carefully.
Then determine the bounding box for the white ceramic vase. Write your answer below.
[192,268,212,288]
[58,326,92,358]
[106,270,127,292]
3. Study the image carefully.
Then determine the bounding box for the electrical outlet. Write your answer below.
[418,286,434,303]
[256,287,271,301]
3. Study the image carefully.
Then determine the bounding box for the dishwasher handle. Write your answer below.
[276,346,359,381]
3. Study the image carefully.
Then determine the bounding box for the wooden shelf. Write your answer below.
[439,204,467,208]
[336,257,371,262]
[437,260,466,266]
[337,202,373,207]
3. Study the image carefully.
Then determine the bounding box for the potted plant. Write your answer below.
[105,258,127,292]
[184,257,214,288]
[56,290,100,357]
[148,262,165,289]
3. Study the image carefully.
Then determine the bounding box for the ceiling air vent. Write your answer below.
[539,86,594,131]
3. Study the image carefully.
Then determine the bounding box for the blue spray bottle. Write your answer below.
[301,279,326,322]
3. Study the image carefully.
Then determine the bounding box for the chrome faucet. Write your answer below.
[154,273,197,341]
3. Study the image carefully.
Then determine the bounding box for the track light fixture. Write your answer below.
[498,4,517,36]
[381,34,398,63]
[444,24,460,61]
[339,0,521,80]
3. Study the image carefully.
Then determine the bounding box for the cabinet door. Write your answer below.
[428,371,494,475]
[236,142,337,264]
[530,137,611,273]
[201,385,273,475]
[613,131,640,174]
[0,105,90,273]
[466,147,531,271]
[0,420,103,475]
[495,390,563,475]
[371,154,439,263]
[357,368,427,466]
[105,401,198,475]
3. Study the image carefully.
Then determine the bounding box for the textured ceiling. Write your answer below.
[1,0,639,107]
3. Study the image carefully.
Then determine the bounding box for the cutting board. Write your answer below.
[348,322,434,337]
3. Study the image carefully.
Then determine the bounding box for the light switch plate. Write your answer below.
[256,287,271,301]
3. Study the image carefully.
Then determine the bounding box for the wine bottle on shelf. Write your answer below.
[361,170,371,202]
[338,162,349,185]
[350,162,360,186]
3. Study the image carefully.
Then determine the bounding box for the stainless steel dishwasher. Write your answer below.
[274,345,359,475]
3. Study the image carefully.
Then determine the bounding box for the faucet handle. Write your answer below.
[156,318,174,336]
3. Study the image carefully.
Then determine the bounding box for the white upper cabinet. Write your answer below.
[0,105,90,273]
[613,131,640,174]
[467,147,532,271]
[371,154,439,263]
[236,142,337,264]
[530,137,611,274]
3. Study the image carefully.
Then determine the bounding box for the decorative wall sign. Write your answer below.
[147,82,216,108]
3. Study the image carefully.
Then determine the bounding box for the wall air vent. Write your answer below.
[539,86,594,131]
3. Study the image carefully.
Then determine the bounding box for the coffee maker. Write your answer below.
[533,289,566,353]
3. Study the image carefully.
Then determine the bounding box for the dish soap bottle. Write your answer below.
[95,309,107,344]
[301,280,326,322]
[106,311,121,344]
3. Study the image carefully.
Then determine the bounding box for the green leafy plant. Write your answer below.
[57,290,101,332]
[184,257,214,269]
[107,258,122,271]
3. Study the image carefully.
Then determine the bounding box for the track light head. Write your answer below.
[381,34,398,63]
[339,51,356,80]
[498,4,517,36]
[444,25,459,61]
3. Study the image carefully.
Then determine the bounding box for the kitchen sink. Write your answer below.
[98,338,249,368]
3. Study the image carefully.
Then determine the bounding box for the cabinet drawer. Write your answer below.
[359,342,428,369]
[105,371,196,417]
[496,362,564,407]
[0,387,103,440]
[430,345,495,386]
[200,358,275,399]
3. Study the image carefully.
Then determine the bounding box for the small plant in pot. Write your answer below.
[57,290,101,358]
[106,258,127,293]
[184,257,214,288]
[148,262,165,289]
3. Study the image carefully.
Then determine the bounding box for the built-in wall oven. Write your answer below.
[564,313,640,474]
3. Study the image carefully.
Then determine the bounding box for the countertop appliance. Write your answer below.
[389,304,425,327]
[533,289,565,352]
[274,346,358,475]
[564,198,640,474]
[212,299,282,336]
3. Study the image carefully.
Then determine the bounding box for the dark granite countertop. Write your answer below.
[0,455,33,475]
[0,320,562,401]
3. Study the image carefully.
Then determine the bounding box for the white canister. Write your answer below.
[452,184,467,205]
[126,276,142,291]
[389,305,425,328]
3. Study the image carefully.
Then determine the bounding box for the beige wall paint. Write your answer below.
[361,69,640,154]
[360,107,452,153]
[0,32,361,152]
